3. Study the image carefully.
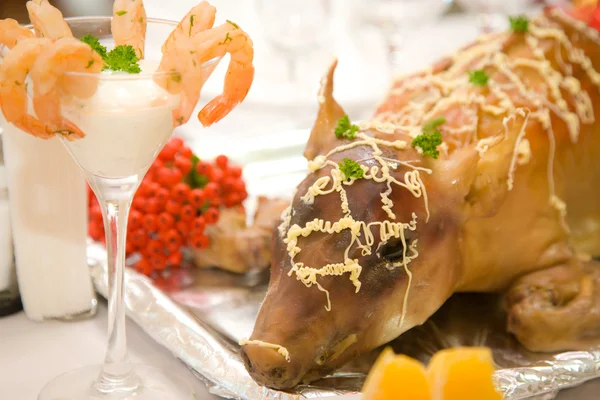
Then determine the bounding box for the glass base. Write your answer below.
[38,364,197,400]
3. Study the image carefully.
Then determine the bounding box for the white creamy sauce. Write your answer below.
[62,60,179,178]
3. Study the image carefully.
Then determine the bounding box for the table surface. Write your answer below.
[0,300,220,400]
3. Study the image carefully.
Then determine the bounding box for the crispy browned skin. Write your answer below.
[193,198,289,273]
[242,7,600,389]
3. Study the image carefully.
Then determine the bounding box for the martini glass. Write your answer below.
[36,17,220,400]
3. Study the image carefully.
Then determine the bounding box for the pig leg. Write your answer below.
[505,260,600,352]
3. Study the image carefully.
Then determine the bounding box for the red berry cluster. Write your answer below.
[88,137,247,277]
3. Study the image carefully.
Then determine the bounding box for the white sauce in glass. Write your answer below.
[62,60,179,178]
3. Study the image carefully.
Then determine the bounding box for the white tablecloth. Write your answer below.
[0,301,220,400]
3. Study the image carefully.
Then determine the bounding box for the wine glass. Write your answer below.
[253,0,332,84]
[361,0,453,74]
[455,0,545,33]
[35,17,220,400]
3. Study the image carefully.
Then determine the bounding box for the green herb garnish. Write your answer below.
[226,19,239,29]
[115,10,127,16]
[80,34,141,73]
[104,45,141,73]
[412,117,445,159]
[468,69,489,86]
[221,32,232,44]
[189,14,195,36]
[509,15,529,33]
[80,34,108,59]
[186,154,209,188]
[171,72,182,83]
[334,115,359,140]
[422,117,446,135]
[338,158,364,181]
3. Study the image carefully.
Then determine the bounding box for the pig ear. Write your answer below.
[303,58,347,161]
[434,108,531,218]
[432,146,480,203]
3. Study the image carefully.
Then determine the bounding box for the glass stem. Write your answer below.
[478,12,494,34]
[385,28,405,76]
[286,52,298,84]
[94,181,138,394]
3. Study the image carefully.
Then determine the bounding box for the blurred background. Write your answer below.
[0,0,571,158]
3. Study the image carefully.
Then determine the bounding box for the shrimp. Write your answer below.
[172,56,219,126]
[26,0,72,40]
[0,19,34,50]
[156,38,217,126]
[156,2,217,125]
[191,21,255,126]
[0,38,54,139]
[161,1,216,54]
[157,1,216,88]
[29,37,103,140]
[112,0,147,59]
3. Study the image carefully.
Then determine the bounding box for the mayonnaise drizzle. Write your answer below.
[281,130,429,320]
[239,339,290,362]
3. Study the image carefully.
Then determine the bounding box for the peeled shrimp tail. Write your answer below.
[0,38,54,139]
[190,22,255,126]
[184,21,254,126]
[29,37,103,139]
[112,0,147,59]
[0,19,35,49]
[161,1,216,54]
[157,12,255,127]
[26,0,72,39]
[1,87,54,139]
[198,62,254,126]
[156,1,216,100]
[171,58,219,126]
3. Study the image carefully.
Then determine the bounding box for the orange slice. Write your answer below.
[362,347,432,400]
[427,347,502,400]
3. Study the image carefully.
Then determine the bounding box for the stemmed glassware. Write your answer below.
[361,0,453,74]
[454,0,546,33]
[33,17,219,400]
[253,0,332,84]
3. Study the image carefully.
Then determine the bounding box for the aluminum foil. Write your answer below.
[87,241,600,400]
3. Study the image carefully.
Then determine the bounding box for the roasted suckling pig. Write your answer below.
[241,5,600,389]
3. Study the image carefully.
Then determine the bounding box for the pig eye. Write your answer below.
[379,238,406,262]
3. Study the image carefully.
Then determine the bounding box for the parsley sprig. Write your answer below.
[338,158,364,181]
[80,34,141,74]
[468,69,489,86]
[81,34,107,59]
[509,15,529,33]
[335,115,359,140]
[105,45,141,73]
[412,117,445,159]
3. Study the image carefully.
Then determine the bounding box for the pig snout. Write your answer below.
[241,343,305,389]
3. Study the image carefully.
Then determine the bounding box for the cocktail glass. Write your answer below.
[361,0,452,73]
[35,16,220,400]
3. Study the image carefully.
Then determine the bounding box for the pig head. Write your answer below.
[241,59,530,389]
